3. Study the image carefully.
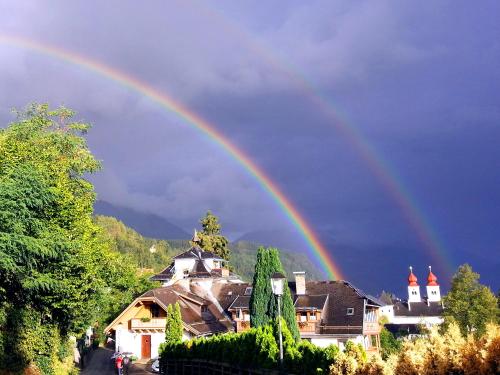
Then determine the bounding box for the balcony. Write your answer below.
[363,321,381,334]
[130,318,166,331]
[297,321,317,333]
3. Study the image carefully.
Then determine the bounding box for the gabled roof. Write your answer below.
[104,284,233,336]
[211,282,251,311]
[173,246,225,261]
[294,294,328,311]
[228,296,251,311]
[189,259,211,278]
[150,264,174,281]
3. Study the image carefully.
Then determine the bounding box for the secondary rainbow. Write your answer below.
[0,34,343,280]
[190,4,455,277]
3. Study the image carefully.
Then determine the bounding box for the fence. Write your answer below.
[161,359,285,375]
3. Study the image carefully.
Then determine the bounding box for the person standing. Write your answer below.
[115,355,123,375]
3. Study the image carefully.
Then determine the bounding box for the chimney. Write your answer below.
[294,272,306,295]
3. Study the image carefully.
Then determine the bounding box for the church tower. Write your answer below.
[407,266,421,303]
[426,266,441,302]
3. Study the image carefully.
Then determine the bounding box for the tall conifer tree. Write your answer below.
[249,247,300,341]
[165,302,183,344]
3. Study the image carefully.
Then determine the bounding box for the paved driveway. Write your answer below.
[81,348,153,375]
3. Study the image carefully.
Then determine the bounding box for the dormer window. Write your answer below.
[346,308,354,315]
[244,287,253,296]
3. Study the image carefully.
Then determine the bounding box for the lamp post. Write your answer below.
[271,272,286,366]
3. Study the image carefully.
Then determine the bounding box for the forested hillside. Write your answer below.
[95,216,323,281]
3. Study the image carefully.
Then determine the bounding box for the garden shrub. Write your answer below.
[160,318,346,374]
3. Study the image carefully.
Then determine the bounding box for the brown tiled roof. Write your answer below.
[136,286,232,333]
[189,259,211,278]
[211,282,251,311]
[294,294,328,311]
[228,296,251,310]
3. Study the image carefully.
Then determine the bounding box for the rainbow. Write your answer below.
[0,34,343,280]
[189,3,455,277]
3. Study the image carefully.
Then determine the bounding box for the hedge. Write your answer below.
[159,318,345,374]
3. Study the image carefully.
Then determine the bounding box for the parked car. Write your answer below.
[151,357,160,373]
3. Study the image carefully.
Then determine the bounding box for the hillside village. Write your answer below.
[104,230,446,362]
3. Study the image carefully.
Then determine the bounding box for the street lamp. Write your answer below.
[271,272,286,366]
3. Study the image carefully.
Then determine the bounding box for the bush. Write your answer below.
[160,318,345,374]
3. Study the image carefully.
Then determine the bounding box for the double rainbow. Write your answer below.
[0,34,343,280]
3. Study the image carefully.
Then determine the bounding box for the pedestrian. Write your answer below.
[122,355,130,375]
[115,354,123,375]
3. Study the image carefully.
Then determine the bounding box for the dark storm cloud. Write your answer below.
[0,0,499,294]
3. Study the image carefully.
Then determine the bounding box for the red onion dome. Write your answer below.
[408,266,418,286]
[427,266,439,286]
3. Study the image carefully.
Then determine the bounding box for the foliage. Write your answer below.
[249,247,300,341]
[390,322,500,375]
[197,211,230,261]
[443,264,499,337]
[379,327,401,359]
[229,240,323,282]
[0,104,153,373]
[160,319,342,374]
[165,302,183,345]
[94,215,173,271]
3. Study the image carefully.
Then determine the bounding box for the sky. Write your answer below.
[0,0,499,295]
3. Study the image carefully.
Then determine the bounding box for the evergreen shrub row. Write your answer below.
[159,319,347,374]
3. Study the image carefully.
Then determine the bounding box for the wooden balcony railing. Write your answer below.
[363,321,381,334]
[130,318,166,330]
[297,321,317,333]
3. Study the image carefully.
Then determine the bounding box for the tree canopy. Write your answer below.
[443,264,499,336]
[0,104,154,372]
[249,247,300,341]
[197,211,230,261]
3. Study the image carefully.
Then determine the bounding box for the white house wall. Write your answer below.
[174,259,196,278]
[390,316,443,326]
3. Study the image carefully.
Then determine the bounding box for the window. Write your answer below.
[309,314,317,321]
[244,287,253,296]
[346,308,354,315]
[183,269,189,277]
[151,304,160,318]
[201,305,208,313]
[300,313,307,322]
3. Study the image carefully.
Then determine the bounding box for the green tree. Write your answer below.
[0,104,154,372]
[443,264,499,337]
[197,211,230,261]
[165,302,183,344]
[249,247,300,341]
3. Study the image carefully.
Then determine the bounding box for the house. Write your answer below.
[104,234,244,360]
[219,271,383,353]
[381,266,444,336]
[105,233,383,359]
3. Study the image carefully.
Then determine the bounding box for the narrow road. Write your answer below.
[81,348,152,375]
